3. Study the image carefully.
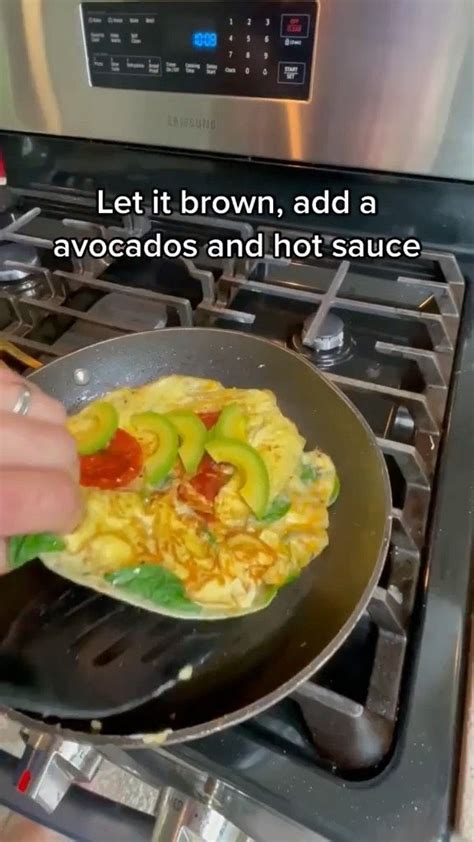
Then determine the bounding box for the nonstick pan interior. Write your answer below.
[1,330,391,745]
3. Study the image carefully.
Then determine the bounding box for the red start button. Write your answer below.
[280,13,310,39]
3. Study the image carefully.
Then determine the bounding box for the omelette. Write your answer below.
[9,376,339,620]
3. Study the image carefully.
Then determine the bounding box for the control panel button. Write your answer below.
[86,14,104,26]
[125,57,147,73]
[185,62,201,75]
[280,14,310,39]
[109,56,124,73]
[92,53,108,71]
[147,57,162,75]
[278,61,306,85]
[89,30,106,45]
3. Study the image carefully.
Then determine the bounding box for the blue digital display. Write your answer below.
[192,31,218,49]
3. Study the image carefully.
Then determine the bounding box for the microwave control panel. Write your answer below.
[81,2,317,100]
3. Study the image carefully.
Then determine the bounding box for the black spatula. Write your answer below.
[0,571,234,719]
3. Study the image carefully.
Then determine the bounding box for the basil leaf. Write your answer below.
[105,565,200,613]
[258,497,291,525]
[8,533,65,569]
[105,567,143,587]
[329,474,341,506]
[300,464,322,483]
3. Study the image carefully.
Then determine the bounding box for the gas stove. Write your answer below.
[0,135,472,841]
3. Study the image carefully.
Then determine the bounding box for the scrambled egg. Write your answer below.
[57,376,337,616]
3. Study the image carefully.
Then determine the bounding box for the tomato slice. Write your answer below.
[198,411,220,430]
[80,428,143,489]
[190,453,229,501]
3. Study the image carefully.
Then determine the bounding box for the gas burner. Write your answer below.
[291,314,355,369]
[0,242,40,282]
[0,242,42,295]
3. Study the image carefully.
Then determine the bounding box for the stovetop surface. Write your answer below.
[151,270,474,842]
[0,132,472,842]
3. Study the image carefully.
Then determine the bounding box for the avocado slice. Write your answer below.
[329,473,340,506]
[131,411,178,486]
[68,401,118,456]
[211,403,247,441]
[205,436,270,518]
[166,411,207,475]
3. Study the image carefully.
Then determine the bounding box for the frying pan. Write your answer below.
[0,329,391,747]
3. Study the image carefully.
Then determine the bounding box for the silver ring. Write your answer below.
[12,386,32,416]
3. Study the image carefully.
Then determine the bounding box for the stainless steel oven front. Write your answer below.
[0,0,472,177]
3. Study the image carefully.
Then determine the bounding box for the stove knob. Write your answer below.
[302,313,345,351]
[15,732,102,814]
[152,786,254,842]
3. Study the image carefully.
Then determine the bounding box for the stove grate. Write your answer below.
[0,199,465,772]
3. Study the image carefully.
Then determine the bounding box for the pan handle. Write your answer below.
[0,339,43,370]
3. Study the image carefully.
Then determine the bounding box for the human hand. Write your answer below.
[0,365,82,572]
[4,813,64,842]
